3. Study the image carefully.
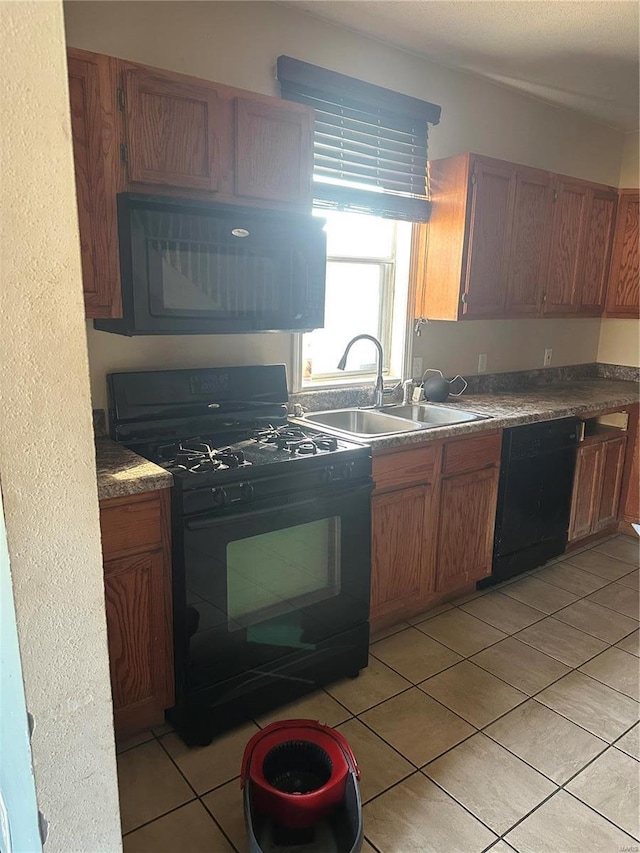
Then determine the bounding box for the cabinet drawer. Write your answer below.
[100,493,163,559]
[442,431,501,477]
[373,445,436,492]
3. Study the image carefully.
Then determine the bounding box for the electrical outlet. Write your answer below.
[477,353,487,373]
[412,357,423,379]
[544,348,553,367]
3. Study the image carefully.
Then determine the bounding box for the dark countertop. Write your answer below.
[360,379,639,451]
[96,438,173,501]
[93,378,637,495]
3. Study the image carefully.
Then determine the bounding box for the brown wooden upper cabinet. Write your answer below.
[234,97,313,204]
[122,66,220,192]
[412,152,617,321]
[605,190,640,318]
[67,49,121,319]
[118,61,313,204]
[505,165,554,316]
[543,178,616,317]
[66,47,314,318]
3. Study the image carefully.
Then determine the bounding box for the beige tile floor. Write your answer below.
[117,533,639,852]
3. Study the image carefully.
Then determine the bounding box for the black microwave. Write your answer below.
[94,194,327,335]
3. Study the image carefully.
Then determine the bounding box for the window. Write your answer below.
[297,209,412,387]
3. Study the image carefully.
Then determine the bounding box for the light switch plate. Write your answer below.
[412,357,423,379]
[544,348,553,366]
[477,353,487,373]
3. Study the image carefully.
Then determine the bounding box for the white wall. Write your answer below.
[415,318,602,378]
[64,0,628,401]
[0,2,121,850]
[597,130,640,369]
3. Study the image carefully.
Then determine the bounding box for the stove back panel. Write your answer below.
[108,364,289,443]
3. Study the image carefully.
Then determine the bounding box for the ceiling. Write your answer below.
[286,1,639,131]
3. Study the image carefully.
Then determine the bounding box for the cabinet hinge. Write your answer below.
[117,87,125,111]
[120,142,128,164]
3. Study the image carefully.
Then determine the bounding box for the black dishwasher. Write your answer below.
[491,418,579,583]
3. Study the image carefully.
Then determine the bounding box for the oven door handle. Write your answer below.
[185,481,373,531]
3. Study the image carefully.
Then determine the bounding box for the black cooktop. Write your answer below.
[107,365,369,494]
[153,425,354,476]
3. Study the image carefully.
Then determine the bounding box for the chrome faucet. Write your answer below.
[337,334,385,408]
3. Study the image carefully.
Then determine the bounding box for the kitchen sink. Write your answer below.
[297,403,490,439]
[380,403,488,426]
[299,408,425,437]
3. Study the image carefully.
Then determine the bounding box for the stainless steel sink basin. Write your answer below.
[299,408,424,437]
[296,403,490,439]
[380,403,488,426]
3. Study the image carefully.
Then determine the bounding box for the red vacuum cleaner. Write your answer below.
[241,719,363,853]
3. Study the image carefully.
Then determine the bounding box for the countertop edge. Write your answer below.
[96,438,173,502]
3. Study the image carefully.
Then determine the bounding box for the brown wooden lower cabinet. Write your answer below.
[370,484,432,621]
[623,440,639,524]
[569,433,627,542]
[370,431,501,626]
[569,442,602,541]
[434,467,500,593]
[99,489,173,737]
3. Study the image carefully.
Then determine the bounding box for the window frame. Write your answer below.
[291,212,413,392]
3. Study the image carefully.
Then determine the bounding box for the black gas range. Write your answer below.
[108,365,372,746]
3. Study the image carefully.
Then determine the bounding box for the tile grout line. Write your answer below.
[121,796,199,838]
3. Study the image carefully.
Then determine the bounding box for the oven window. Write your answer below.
[227,517,341,627]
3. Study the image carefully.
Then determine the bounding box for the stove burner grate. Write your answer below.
[254,425,338,455]
[159,440,251,473]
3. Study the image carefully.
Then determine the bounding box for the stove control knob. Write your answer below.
[211,487,227,506]
[240,482,254,501]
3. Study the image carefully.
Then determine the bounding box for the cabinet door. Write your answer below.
[235,97,313,205]
[371,486,430,620]
[605,191,640,318]
[67,49,121,319]
[623,439,639,524]
[104,550,173,734]
[463,159,515,318]
[435,468,499,593]
[594,436,627,531]
[505,166,553,316]
[123,66,219,192]
[544,179,590,314]
[568,443,602,541]
[578,188,617,315]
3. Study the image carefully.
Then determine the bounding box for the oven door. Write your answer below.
[177,482,372,695]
